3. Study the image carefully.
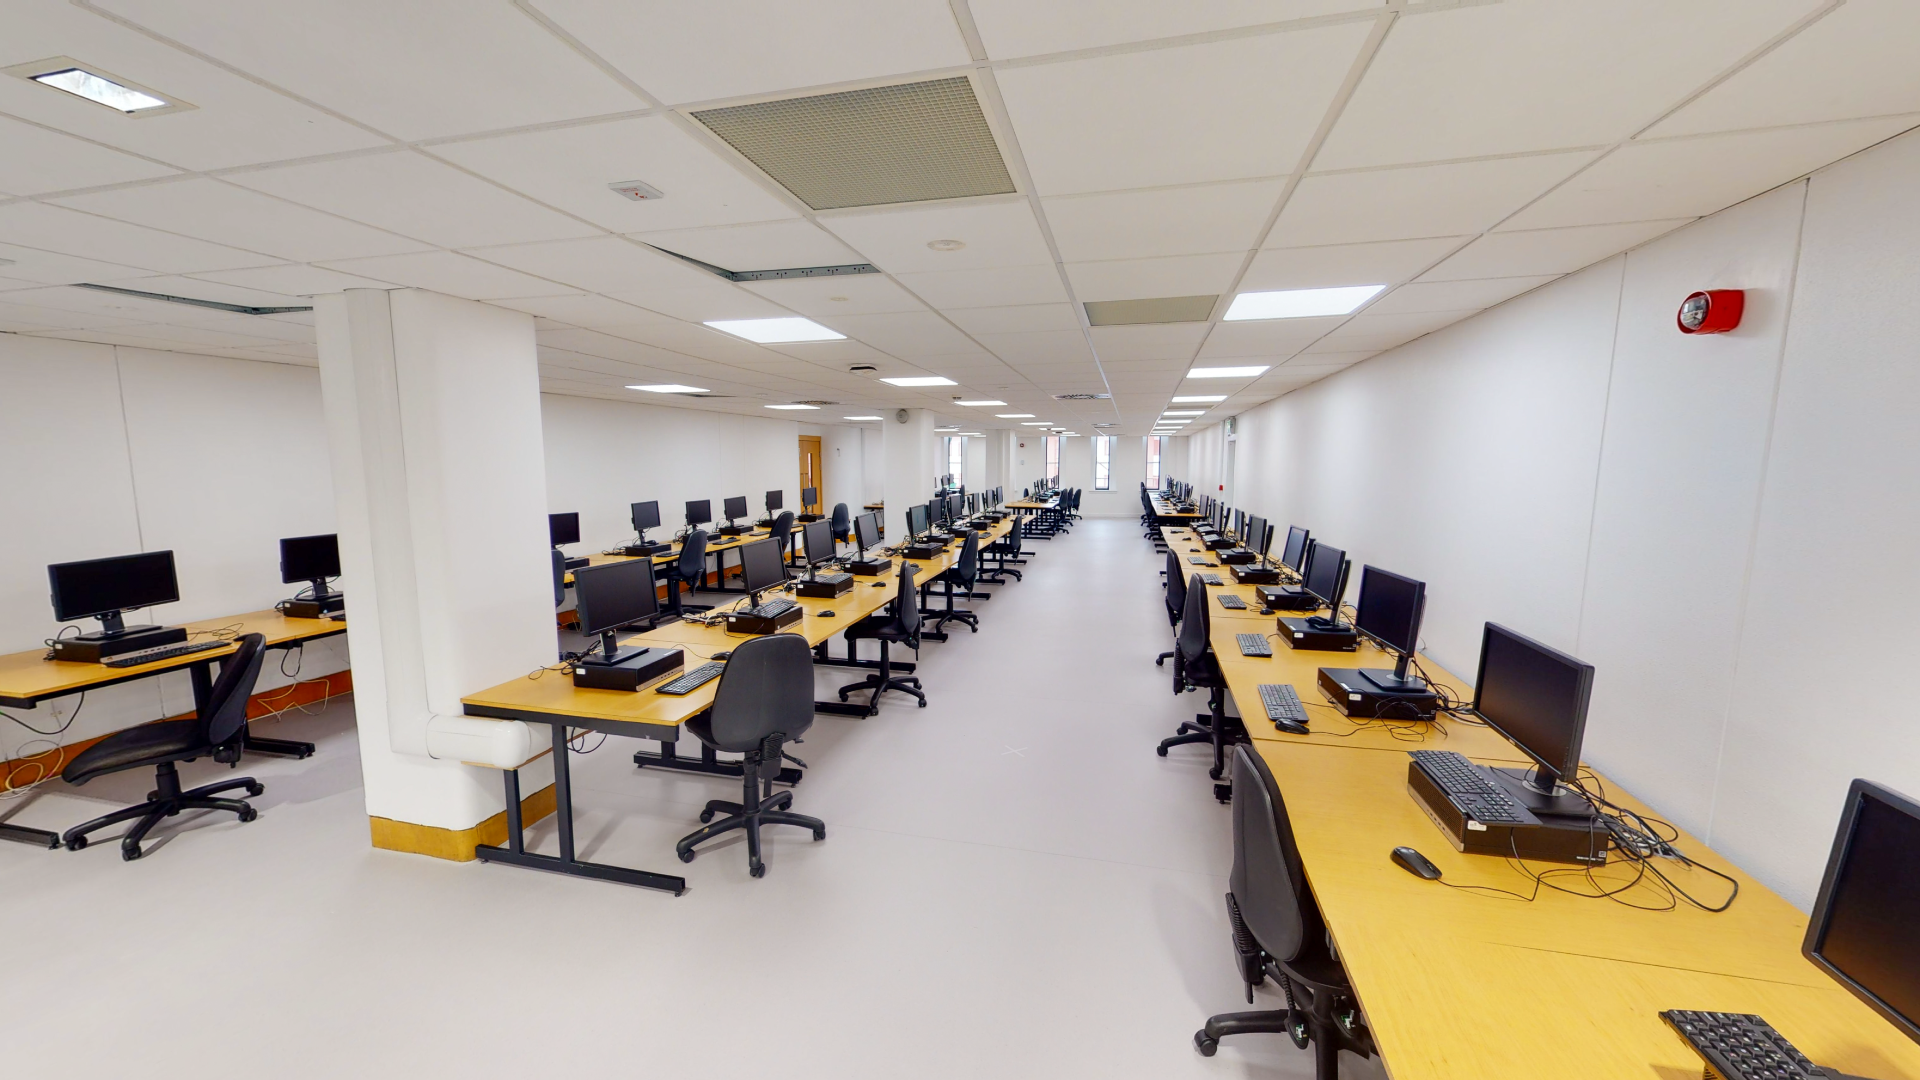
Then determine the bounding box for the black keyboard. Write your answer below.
[1661,1011,1825,1080]
[1201,574,1224,586]
[655,662,725,696]
[743,597,798,619]
[1236,633,1272,658]
[1218,594,1246,610]
[100,640,226,668]
[1188,556,1210,565]
[1409,750,1536,825]
[1258,684,1308,727]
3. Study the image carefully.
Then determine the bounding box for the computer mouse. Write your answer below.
[1273,716,1309,736]
[1390,846,1442,880]
[709,650,732,662]
[818,610,835,618]
[871,581,885,587]
[1259,607,1275,616]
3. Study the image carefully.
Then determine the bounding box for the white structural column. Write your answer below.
[315,289,557,839]
[881,408,937,542]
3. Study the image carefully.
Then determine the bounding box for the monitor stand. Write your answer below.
[1487,766,1597,820]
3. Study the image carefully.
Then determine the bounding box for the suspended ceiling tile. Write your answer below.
[819,198,1052,274]
[227,151,600,250]
[53,179,430,263]
[1286,348,1377,366]
[740,273,927,318]
[822,310,982,357]
[94,0,641,140]
[894,263,1068,308]
[1271,152,1596,247]
[1197,315,1344,359]
[969,0,1379,58]
[604,276,792,323]
[0,114,179,195]
[316,250,582,300]
[972,329,1094,364]
[1310,308,1480,352]
[1043,180,1282,263]
[85,273,306,308]
[1315,0,1822,170]
[1064,252,1246,303]
[944,303,1081,334]
[533,0,971,105]
[489,293,673,329]
[601,317,795,364]
[0,201,272,273]
[1242,237,1465,291]
[634,219,860,271]
[465,235,716,295]
[1420,219,1690,282]
[1505,117,1919,230]
[1363,276,1558,316]
[189,263,402,296]
[0,294,151,331]
[1089,323,1208,362]
[0,240,152,286]
[996,21,1371,195]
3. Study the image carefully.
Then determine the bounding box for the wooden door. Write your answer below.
[798,436,823,515]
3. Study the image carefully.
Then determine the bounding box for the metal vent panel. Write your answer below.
[693,77,1016,211]
[1084,295,1218,326]
[1052,392,1111,401]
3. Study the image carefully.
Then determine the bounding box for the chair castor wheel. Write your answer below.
[1156,657,1165,666]
[1194,1031,1218,1057]
[1208,765,1224,780]
[838,691,849,702]
[917,698,927,707]
[812,827,826,841]
[121,843,143,861]
[750,863,765,878]
[246,782,265,797]
[678,848,695,863]
[1156,745,1169,757]
[65,835,87,852]
[1214,783,1233,803]
[698,809,715,823]
[238,807,258,822]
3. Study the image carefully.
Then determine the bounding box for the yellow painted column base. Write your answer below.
[368,783,556,862]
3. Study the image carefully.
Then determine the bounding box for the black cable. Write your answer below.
[3,692,84,737]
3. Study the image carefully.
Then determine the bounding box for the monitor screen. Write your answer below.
[855,511,880,551]
[1245,515,1266,552]
[1805,780,1920,1043]
[49,550,180,622]
[1353,566,1425,657]
[1472,623,1594,784]
[631,500,661,532]
[686,499,712,526]
[802,518,834,566]
[280,534,340,584]
[1302,542,1347,611]
[801,486,817,508]
[737,538,786,594]
[572,557,657,636]
[928,498,945,525]
[548,512,580,547]
[765,489,783,512]
[947,493,963,520]
[907,503,930,537]
[1281,526,1311,571]
[723,495,749,521]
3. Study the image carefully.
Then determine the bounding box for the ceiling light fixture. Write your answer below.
[879,376,957,387]
[927,239,966,251]
[705,317,845,343]
[629,384,709,394]
[936,426,959,432]
[1020,422,1051,427]
[11,59,183,114]
[995,413,1034,419]
[1224,284,1385,321]
[954,399,1005,407]
[1161,410,1205,417]
[844,415,883,420]
[1187,366,1269,379]
[766,403,820,410]
[1171,395,1227,403]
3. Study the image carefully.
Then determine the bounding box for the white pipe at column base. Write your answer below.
[401,713,542,770]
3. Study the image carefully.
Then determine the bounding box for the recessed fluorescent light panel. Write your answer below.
[1161,410,1205,416]
[1224,284,1385,321]
[1020,422,1051,426]
[1187,366,1269,379]
[954,399,1005,406]
[844,415,883,420]
[705,317,844,343]
[766,404,819,410]
[879,376,957,387]
[7,58,190,115]
[1171,395,1227,403]
[995,413,1034,419]
[629,384,709,394]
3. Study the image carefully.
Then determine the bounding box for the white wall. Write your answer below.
[1192,127,1920,908]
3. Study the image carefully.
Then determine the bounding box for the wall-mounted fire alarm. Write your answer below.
[1677,290,1744,334]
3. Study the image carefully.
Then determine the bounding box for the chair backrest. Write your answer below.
[706,633,815,751]
[894,561,921,637]
[202,634,268,747]
[771,510,796,548]
[956,529,978,580]
[1177,573,1210,672]
[551,548,567,607]
[1164,551,1186,625]
[678,530,709,577]
[1229,744,1325,963]
[830,502,850,536]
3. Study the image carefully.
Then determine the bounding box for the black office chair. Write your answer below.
[829,502,851,547]
[838,562,925,713]
[674,633,825,877]
[768,510,797,567]
[60,633,269,861]
[929,529,981,634]
[663,530,712,616]
[1155,550,1186,668]
[980,516,1024,583]
[1157,573,1240,796]
[1195,745,1375,1076]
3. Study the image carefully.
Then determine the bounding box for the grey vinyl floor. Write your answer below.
[0,518,1386,1079]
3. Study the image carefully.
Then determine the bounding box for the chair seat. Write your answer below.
[845,614,912,642]
[685,710,718,750]
[62,718,208,785]
[1186,651,1225,688]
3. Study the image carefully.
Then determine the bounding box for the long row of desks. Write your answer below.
[1156,524,1920,1079]
[457,514,1022,895]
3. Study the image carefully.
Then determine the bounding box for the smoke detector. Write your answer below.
[608,179,665,201]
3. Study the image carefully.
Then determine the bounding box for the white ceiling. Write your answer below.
[0,0,1914,437]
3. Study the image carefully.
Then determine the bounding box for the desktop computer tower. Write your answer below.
[619,542,669,558]
[904,542,945,560]
[284,591,345,620]
[1316,667,1439,720]
[796,573,854,599]
[726,605,804,636]
[573,647,683,692]
[1255,585,1318,611]
[1277,617,1358,652]
[50,625,188,663]
[1231,565,1280,585]
[848,555,893,576]
[1219,549,1256,565]
[1407,763,1607,866]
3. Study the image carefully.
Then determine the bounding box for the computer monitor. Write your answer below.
[1471,623,1595,795]
[1232,509,1245,539]
[854,511,880,554]
[1301,541,1350,628]
[1804,779,1920,1045]
[801,486,818,511]
[1353,566,1427,690]
[631,500,661,536]
[907,503,930,539]
[927,498,945,527]
[572,557,660,664]
[548,512,580,547]
[765,489,783,515]
[1245,515,1267,556]
[279,534,340,585]
[48,550,180,635]
[1280,526,1311,573]
[736,538,787,605]
[686,499,712,528]
[722,495,749,524]
[801,518,834,573]
[947,493,963,522]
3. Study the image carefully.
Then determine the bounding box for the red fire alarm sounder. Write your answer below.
[1678,290,1744,334]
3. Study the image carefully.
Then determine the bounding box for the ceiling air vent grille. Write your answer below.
[1052,393,1111,401]
[794,400,838,406]
[693,77,1015,211]
[1084,295,1218,325]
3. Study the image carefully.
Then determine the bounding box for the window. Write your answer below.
[1145,436,1162,489]
[1044,436,1060,483]
[945,436,966,487]
[1093,435,1113,490]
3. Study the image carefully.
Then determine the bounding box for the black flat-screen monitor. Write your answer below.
[855,511,880,552]
[1245,514,1266,551]
[686,499,712,527]
[1281,526,1311,572]
[573,557,658,636]
[1472,623,1595,792]
[947,493,963,521]
[1302,541,1348,613]
[631,500,660,533]
[927,498,945,525]
[1354,566,1425,658]
[802,519,834,567]
[907,503,930,538]
[723,495,749,522]
[801,486,818,509]
[49,551,179,623]
[737,538,786,597]
[1804,779,1920,1044]
[280,534,340,584]
[765,489,783,513]
[549,512,580,547]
